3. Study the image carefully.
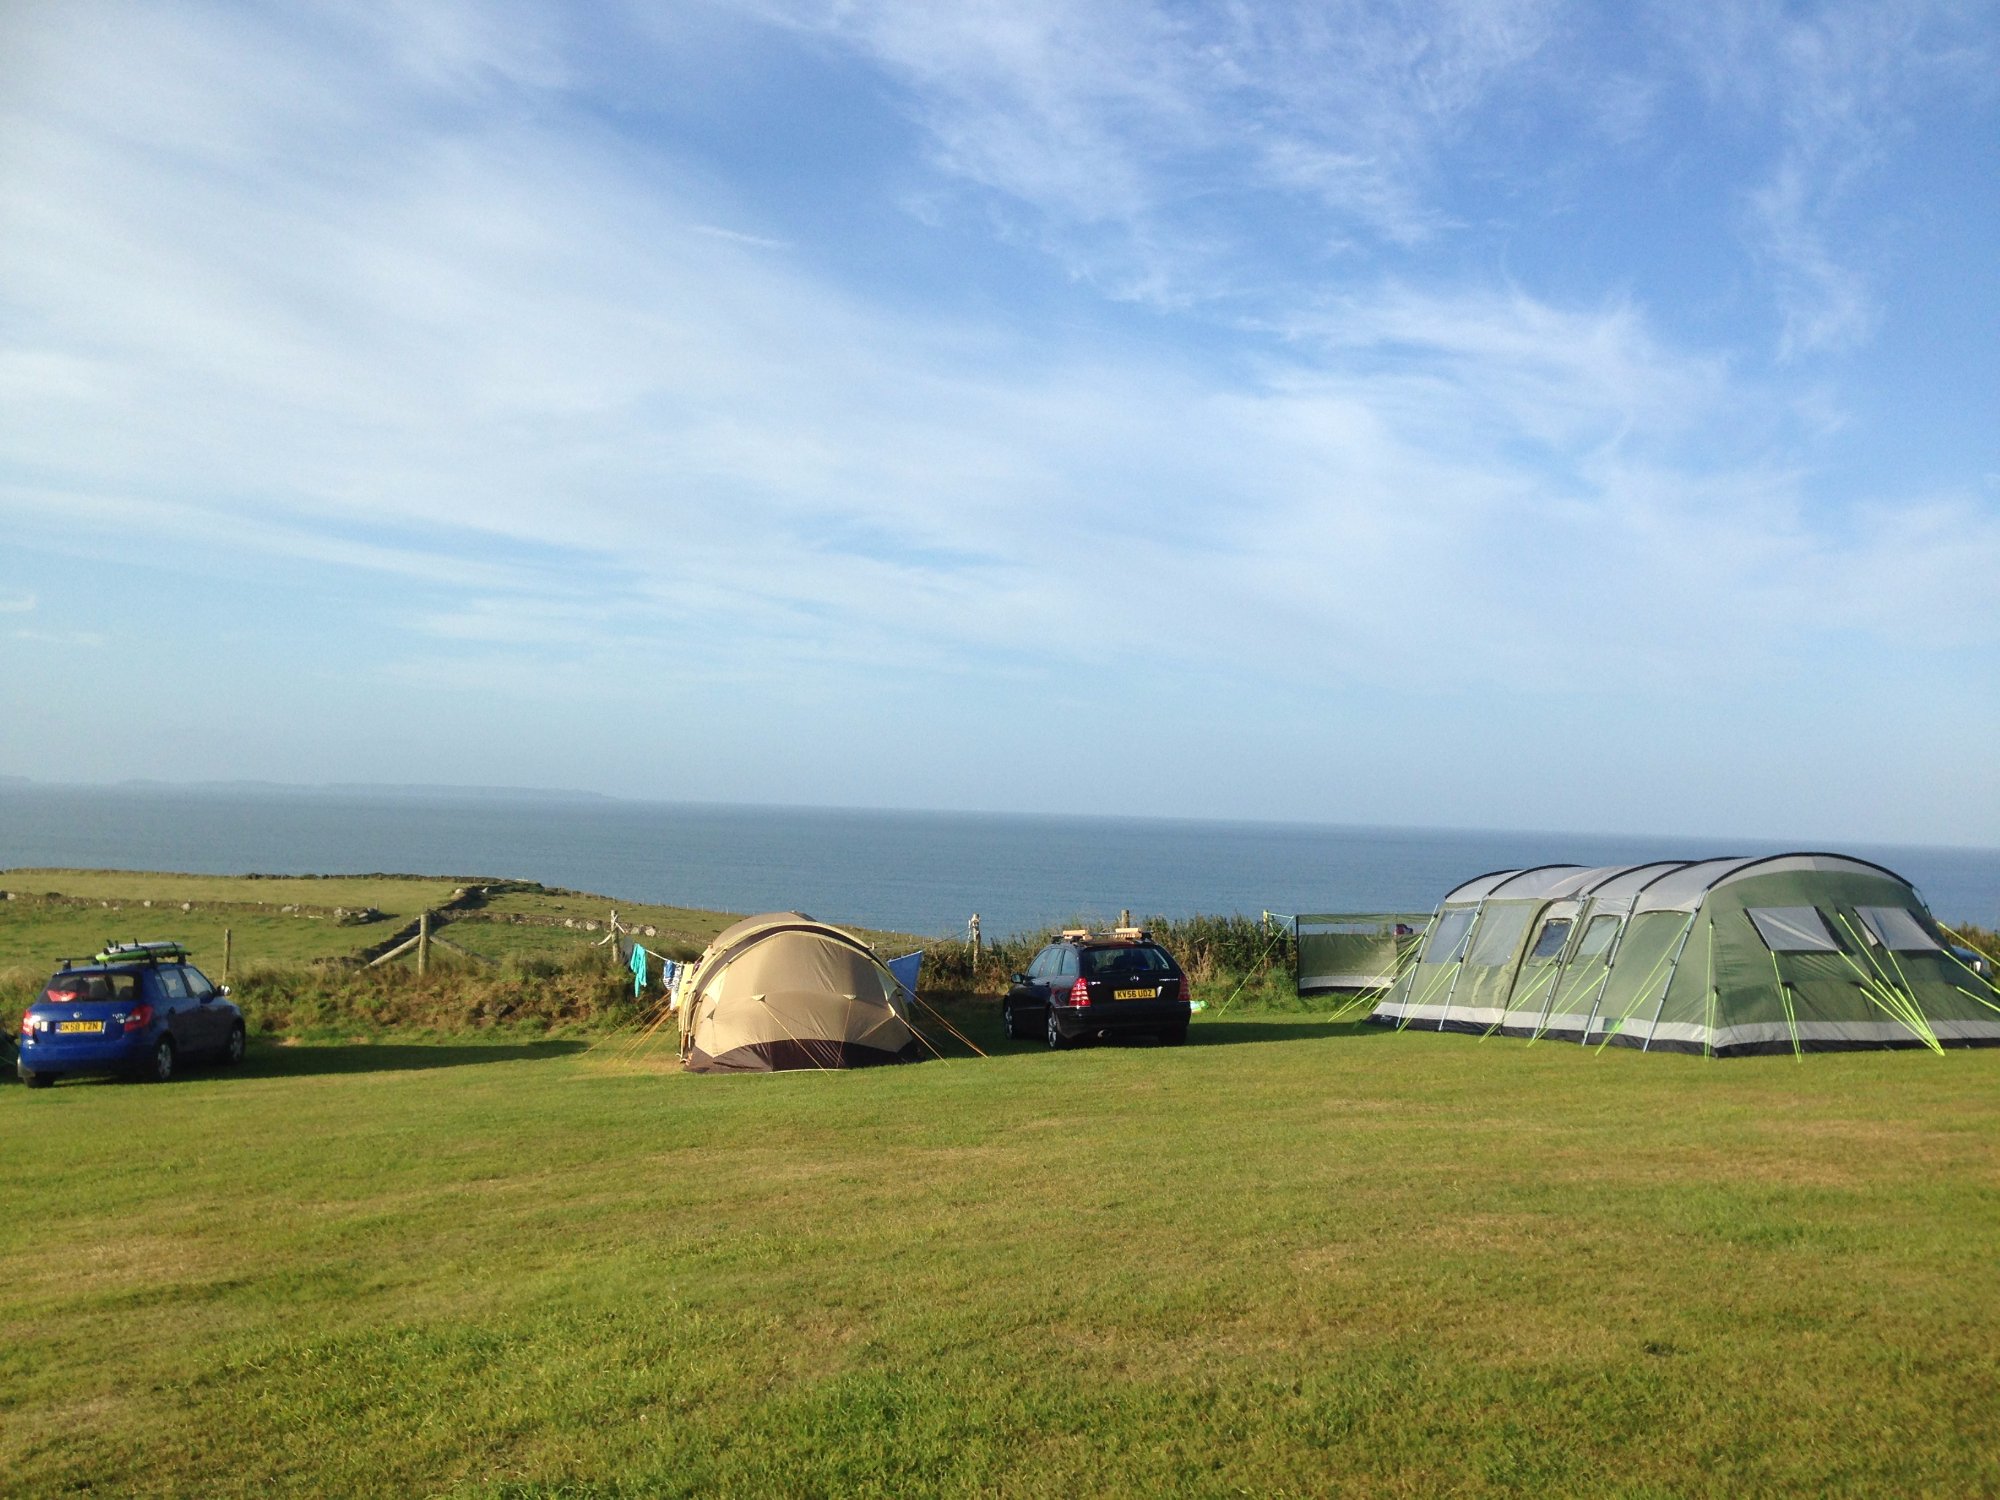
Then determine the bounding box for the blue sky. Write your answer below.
[3,1,1996,845]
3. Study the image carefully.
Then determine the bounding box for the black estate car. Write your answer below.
[1004,928,1191,1049]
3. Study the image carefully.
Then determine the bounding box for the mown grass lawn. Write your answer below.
[3,1013,1996,1498]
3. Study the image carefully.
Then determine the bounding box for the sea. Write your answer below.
[2,783,1997,937]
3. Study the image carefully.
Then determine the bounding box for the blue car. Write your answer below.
[17,942,245,1088]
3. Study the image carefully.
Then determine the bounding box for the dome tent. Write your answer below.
[676,913,922,1073]
[1371,854,2000,1057]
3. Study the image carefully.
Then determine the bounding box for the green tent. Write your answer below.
[1372,854,2000,1056]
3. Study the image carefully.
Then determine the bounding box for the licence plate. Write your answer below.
[56,1020,104,1034]
[1113,988,1155,1001]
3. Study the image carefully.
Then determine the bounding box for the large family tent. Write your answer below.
[1371,854,2000,1056]
[676,913,922,1073]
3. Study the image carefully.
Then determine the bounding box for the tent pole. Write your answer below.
[1767,950,1802,1062]
[1831,913,1938,1042]
[1591,921,1689,1054]
[1435,904,1483,1031]
[1487,962,1557,1039]
[1641,913,1700,1052]
[1573,962,1616,1046]
[1396,954,1461,1031]
[1527,902,1592,1044]
[1702,918,1717,1058]
[1572,904,1635,1045]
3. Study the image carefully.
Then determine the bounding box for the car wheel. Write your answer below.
[1159,1025,1189,1046]
[20,1067,53,1089]
[146,1037,176,1083]
[223,1023,246,1066]
[1046,1008,1068,1051]
[1002,1000,1018,1039]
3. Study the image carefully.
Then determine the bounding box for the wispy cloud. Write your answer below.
[0,592,35,613]
[1664,0,1996,359]
[13,628,105,647]
[691,223,790,250]
[1,3,1993,834]
[753,0,1560,300]
[3,0,1990,698]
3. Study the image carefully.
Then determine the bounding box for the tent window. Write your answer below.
[1747,906,1839,953]
[1466,904,1533,968]
[1574,914,1621,960]
[1855,906,1940,952]
[1528,918,1572,961]
[1425,909,1475,964]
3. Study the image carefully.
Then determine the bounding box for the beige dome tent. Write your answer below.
[675,913,922,1073]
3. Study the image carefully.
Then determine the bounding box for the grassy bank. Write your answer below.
[3,1015,1996,1496]
[1,872,1318,1035]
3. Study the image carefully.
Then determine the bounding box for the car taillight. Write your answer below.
[17,1010,32,1036]
[1176,976,1191,1003]
[121,1003,154,1034]
[1070,977,1091,1008]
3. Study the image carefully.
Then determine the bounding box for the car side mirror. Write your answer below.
[217,985,231,998]
[1010,972,1027,984]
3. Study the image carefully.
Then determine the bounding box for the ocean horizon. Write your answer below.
[2,781,1996,937]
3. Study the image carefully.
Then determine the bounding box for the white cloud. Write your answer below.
[4,0,1991,701]
[1662,0,1996,359]
[1,2,1994,837]
[13,628,105,647]
[0,592,36,613]
[748,0,1560,298]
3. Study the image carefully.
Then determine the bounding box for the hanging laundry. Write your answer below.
[885,951,922,1002]
[628,941,648,997]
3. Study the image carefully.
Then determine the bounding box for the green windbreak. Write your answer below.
[1298,930,1401,990]
[1593,910,1690,1040]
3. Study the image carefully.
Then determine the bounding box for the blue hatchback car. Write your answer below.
[17,942,246,1088]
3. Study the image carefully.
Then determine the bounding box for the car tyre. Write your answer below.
[223,1023,246,1066]
[145,1036,176,1083]
[20,1067,53,1089]
[1046,1008,1069,1051]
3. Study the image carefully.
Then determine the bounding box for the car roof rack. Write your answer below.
[91,940,191,966]
[1055,926,1153,943]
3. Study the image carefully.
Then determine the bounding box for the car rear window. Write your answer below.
[1082,945,1176,977]
[42,972,139,1004]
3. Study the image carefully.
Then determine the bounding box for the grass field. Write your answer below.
[0,871,924,987]
[4,1009,1997,1497]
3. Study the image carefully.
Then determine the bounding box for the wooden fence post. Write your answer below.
[223,927,233,983]
[418,911,430,977]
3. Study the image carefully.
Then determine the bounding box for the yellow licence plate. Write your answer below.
[1113,988,1155,1001]
[56,1020,104,1034]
